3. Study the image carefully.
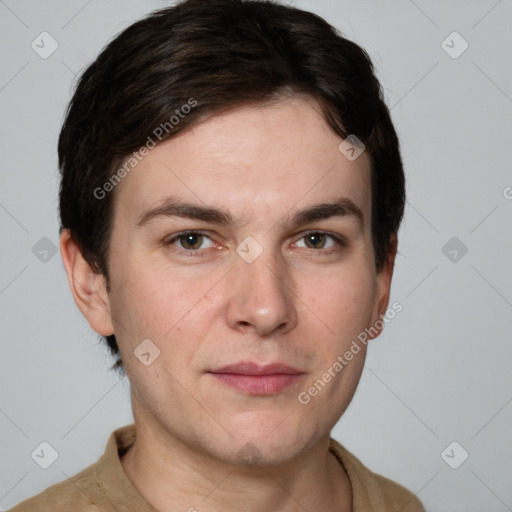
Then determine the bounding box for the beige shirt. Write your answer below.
[9,424,424,511]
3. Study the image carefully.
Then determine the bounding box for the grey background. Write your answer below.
[0,0,511,510]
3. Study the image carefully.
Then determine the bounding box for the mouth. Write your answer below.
[207,361,306,396]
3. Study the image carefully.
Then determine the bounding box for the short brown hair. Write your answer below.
[58,0,405,371]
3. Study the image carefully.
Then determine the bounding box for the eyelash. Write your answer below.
[163,230,347,256]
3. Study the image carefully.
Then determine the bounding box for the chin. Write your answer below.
[215,413,318,465]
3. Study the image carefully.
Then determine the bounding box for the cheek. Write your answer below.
[296,269,373,420]
[109,259,217,372]
[108,258,180,349]
[298,264,377,343]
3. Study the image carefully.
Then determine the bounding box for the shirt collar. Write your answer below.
[95,424,158,512]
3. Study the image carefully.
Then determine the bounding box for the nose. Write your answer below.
[225,247,298,337]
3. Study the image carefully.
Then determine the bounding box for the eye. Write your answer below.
[164,231,215,252]
[163,230,346,256]
[295,231,345,251]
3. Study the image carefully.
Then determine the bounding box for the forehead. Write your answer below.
[113,96,372,229]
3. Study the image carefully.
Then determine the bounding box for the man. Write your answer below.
[10,0,425,510]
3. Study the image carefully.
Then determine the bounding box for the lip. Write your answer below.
[211,362,304,376]
[208,361,305,396]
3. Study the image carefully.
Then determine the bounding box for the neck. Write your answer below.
[120,412,352,512]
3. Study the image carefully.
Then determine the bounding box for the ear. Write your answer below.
[368,234,398,340]
[59,229,115,336]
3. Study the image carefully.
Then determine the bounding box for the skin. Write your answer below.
[60,95,397,512]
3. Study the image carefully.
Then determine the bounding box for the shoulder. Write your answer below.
[8,462,108,512]
[8,424,137,512]
[329,438,425,512]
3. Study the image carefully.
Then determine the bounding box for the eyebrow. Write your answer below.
[136,196,364,228]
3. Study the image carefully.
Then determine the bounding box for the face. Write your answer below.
[92,96,394,465]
